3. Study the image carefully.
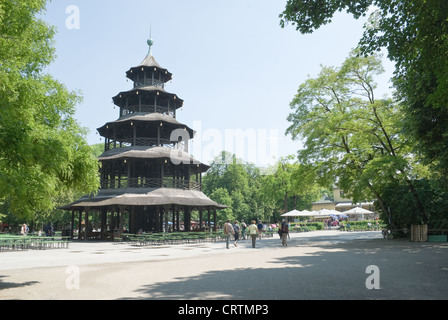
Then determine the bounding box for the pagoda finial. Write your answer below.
[147,28,154,55]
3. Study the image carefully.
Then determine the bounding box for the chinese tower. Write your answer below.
[63,37,225,239]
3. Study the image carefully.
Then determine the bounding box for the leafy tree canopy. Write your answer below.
[0,0,99,219]
[203,151,323,224]
[280,0,448,185]
[286,51,429,224]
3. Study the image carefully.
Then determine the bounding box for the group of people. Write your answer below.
[223,219,290,248]
[18,222,54,237]
[223,219,244,248]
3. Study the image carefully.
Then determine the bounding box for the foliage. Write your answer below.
[290,222,324,231]
[279,0,448,187]
[203,151,266,222]
[208,187,234,222]
[0,0,99,219]
[202,151,323,224]
[258,156,321,215]
[342,220,385,231]
[286,51,430,223]
[279,0,372,33]
[375,179,448,229]
[90,143,105,158]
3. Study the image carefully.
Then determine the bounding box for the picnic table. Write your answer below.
[0,235,71,252]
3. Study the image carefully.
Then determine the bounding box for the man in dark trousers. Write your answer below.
[281,219,289,246]
[257,220,263,240]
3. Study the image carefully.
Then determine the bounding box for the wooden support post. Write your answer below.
[176,206,180,232]
[159,206,164,232]
[185,207,190,232]
[84,207,89,241]
[78,209,82,240]
[155,206,160,233]
[101,209,107,240]
[113,127,117,149]
[207,207,211,232]
[118,206,125,238]
[70,209,75,240]
[172,205,175,232]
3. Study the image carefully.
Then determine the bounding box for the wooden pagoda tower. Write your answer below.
[63,37,225,240]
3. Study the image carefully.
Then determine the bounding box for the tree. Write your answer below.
[286,52,428,225]
[280,0,448,186]
[0,0,99,219]
[376,179,448,229]
[259,157,321,218]
[203,151,272,223]
[208,187,234,222]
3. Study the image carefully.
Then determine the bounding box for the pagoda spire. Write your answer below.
[147,29,154,55]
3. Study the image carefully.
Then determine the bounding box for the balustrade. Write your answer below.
[121,105,175,118]
[105,138,187,151]
[133,78,165,89]
[101,177,201,191]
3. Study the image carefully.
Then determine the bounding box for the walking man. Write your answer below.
[223,219,235,249]
[281,219,289,246]
[257,220,263,240]
[241,220,247,240]
[233,220,240,247]
[248,220,258,248]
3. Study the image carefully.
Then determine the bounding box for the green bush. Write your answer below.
[342,220,385,230]
[290,222,324,231]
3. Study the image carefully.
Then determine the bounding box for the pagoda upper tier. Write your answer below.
[111,45,182,119]
[98,38,193,151]
[126,54,173,88]
[112,85,183,118]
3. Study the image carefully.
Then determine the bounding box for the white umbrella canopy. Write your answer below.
[343,207,374,220]
[318,209,334,216]
[330,210,348,219]
[344,207,373,214]
[281,209,302,217]
[281,209,313,217]
[313,209,331,218]
[310,209,330,218]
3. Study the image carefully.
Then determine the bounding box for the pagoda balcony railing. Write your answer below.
[101,177,201,191]
[106,138,187,150]
[108,138,172,148]
[121,105,175,118]
[133,79,164,89]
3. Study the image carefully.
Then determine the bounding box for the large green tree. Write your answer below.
[203,152,323,224]
[0,0,99,219]
[203,152,260,221]
[280,0,448,185]
[203,151,276,223]
[258,156,321,216]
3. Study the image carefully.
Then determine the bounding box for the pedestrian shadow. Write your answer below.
[0,275,39,291]
[119,238,448,300]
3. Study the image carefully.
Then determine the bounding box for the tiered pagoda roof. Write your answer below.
[63,37,225,213]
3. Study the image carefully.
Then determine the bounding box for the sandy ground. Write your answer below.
[1,230,448,300]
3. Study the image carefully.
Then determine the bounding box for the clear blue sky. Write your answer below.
[42,0,394,167]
